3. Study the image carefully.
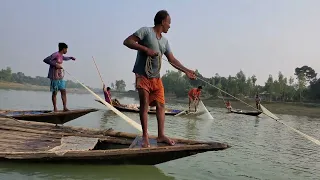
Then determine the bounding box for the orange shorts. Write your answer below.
[135,74,165,105]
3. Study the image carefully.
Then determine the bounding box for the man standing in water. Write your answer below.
[188,86,202,112]
[123,10,196,147]
[43,43,76,112]
[255,94,261,110]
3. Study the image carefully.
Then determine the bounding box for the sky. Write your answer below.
[1,0,320,90]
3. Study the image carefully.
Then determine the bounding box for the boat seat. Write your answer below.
[129,136,181,148]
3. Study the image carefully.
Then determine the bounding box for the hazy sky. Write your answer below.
[1,0,320,90]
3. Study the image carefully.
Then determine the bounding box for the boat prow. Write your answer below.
[229,109,262,116]
[0,117,230,165]
[0,108,98,125]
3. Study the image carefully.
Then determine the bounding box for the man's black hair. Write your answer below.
[107,87,111,91]
[198,86,202,89]
[154,10,169,26]
[58,42,68,51]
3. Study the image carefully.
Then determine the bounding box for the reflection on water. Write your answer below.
[254,117,260,127]
[0,162,175,180]
[0,89,319,180]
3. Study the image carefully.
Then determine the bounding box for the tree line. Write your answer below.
[161,65,320,102]
[0,67,84,89]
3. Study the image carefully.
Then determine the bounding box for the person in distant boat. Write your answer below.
[188,86,202,112]
[226,100,232,112]
[255,94,261,110]
[43,42,76,112]
[123,10,196,148]
[103,84,112,105]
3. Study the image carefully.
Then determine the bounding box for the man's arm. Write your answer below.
[43,54,56,66]
[123,35,148,53]
[123,27,148,52]
[63,56,73,61]
[165,52,192,74]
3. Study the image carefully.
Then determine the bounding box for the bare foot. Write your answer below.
[53,108,58,112]
[141,137,150,148]
[63,108,69,112]
[157,135,175,146]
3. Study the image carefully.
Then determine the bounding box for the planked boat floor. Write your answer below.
[0,117,120,152]
[0,117,230,165]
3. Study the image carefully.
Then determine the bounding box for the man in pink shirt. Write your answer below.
[43,43,76,112]
[103,84,112,105]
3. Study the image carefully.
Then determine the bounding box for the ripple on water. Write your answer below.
[0,90,319,180]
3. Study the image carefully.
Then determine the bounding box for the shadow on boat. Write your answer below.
[0,162,175,180]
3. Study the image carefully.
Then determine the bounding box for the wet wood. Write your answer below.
[0,117,230,165]
[0,108,98,124]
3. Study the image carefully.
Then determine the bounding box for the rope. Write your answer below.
[161,57,320,146]
[92,56,112,106]
[145,56,161,78]
[64,69,145,133]
[219,90,227,106]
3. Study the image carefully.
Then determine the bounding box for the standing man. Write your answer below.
[43,43,76,112]
[255,94,261,110]
[123,10,196,148]
[188,86,202,112]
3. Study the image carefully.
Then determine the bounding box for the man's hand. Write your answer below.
[55,63,63,69]
[185,69,196,80]
[146,48,158,57]
[71,57,76,61]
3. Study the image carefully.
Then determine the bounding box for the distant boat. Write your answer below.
[229,109,262,116]
[95,99,183,116]
[0,108,98,125]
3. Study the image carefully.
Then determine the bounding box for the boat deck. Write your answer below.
[0,117,230,165]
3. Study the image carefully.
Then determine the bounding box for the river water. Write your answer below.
[0,89,319,180]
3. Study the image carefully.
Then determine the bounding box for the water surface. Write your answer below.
[0,89,319,180]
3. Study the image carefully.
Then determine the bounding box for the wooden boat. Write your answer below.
[229,109,262,116]
[95,99,183,116]
[0,117,230,165]
[0,108,98,125]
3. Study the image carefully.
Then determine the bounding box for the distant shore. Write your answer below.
[1,81,319,118]
[0,81,94,94]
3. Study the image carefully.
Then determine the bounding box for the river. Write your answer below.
[0,89,319,180]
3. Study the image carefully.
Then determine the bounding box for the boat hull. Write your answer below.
[230,109,262,116]
[95,99,182,116]
[0,117,230,165]
[0,109,98,124]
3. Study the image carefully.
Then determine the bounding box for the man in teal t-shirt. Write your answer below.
[123,10,196,148]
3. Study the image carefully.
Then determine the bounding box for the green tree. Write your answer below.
[295,65,317,84]
[115,80,126,91]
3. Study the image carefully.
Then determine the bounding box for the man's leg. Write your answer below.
[154,101,175,146]
[52,91,58,112]
[61,89,69,111]
[50,80,58,112]
[137,88,150,147]
[59,80,69,111]
[151,79,175,146]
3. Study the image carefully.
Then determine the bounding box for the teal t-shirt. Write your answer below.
[132,27,171,78]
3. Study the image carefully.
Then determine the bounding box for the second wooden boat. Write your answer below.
[229,109,262,116]
[0,108,98,125]
[95,99,183,116]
